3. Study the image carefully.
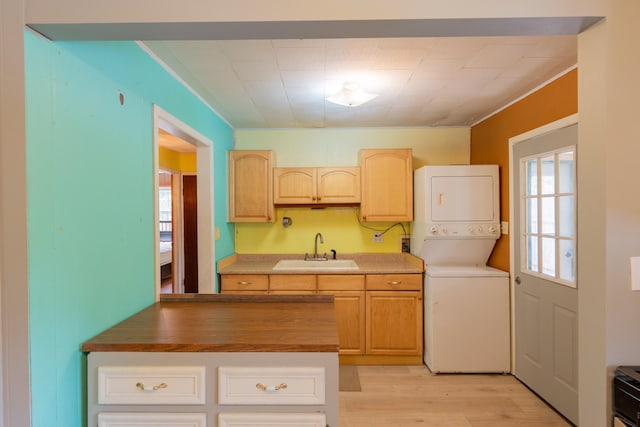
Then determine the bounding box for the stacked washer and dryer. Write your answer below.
[411,165,510,373]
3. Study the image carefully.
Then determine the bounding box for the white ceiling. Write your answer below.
[143,35,576,129]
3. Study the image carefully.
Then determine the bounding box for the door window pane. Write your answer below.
[526,198,538,233]
[527,236,539,272]
[540,155,555,195]
[541,196,555,234]
[559,196,575,238]
[527,160,538,195]
[558,151,575,193]
[541,237,556,276]
[559,239,575,282]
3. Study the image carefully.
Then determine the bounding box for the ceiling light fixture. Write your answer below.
[326,82,378,107]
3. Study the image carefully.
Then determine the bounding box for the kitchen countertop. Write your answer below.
[218,252,424,275]
[81,294,339,353]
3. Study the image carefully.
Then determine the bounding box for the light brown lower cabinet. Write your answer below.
[365,273,423,357]
[318,275,366,356]
[219,272,422,362]
[366,290,422,356]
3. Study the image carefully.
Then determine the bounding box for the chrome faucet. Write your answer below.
[314,232,324,258]
[305,232,327,261]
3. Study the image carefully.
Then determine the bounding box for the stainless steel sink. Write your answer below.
[272,259,359,271]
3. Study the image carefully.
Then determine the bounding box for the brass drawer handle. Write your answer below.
[136,382,167,392]
[256,382,287,392]
[387,281,402,285]
[238,281,252,285]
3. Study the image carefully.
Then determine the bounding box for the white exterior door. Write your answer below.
[513,123,578,424]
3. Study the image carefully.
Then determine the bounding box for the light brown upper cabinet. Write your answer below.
[228,150,274,222]
[274,167,360,205]
[360,149,413,222]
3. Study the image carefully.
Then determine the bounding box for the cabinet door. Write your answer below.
[318,275,365,355]
[228,150,274,222]
[360,149,413,222]
[319,290,365,355]
[273,168,316,204]
[316,167,361,204]
[366,291,422,355]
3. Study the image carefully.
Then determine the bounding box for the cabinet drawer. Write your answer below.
[317,274,365,291]
[221,275,269,292]
[219,412,326,427]
[97,366,206,405]
[98,412,206,427]
[366,274,422,291]
[218,366,325,405]
[269,274,316,292]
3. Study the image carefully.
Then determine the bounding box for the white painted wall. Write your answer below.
[235,128,470,167]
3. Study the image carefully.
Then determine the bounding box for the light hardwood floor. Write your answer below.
[339,365,572,427]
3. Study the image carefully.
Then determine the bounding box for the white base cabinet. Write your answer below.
[97,365,206,405]
[219,412,326,427]
[218,366,325,405]
[98,412,206,427]
[87,352,338,427]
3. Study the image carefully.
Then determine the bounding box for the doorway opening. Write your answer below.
[158,169,174,293]
[153,105,215,298]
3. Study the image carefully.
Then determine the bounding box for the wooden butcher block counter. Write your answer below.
[82,294,339,353]
[83,294,339,427]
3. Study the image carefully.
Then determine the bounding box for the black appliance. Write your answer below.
[614,366,640,426]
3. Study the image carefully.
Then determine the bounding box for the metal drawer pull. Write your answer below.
[238,281,252,285]
[256,382,287,392]
[136,382,167,392]
[387,281,402,285]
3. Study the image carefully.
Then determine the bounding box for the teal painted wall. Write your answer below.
[24,31,233,427]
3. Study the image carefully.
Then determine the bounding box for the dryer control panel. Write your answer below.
[426,222,500,238]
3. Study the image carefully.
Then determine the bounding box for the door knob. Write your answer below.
[515,276,521,284]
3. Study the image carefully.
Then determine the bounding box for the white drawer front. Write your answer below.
[98,412,206,427]
[219,412,326,427]
[98,366,206,405]
[218,366,325,405]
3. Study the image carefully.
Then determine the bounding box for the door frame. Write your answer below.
[508,113,578,369]
[153,105,215,298]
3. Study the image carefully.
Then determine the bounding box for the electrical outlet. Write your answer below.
[401,235,410,253]
[501,221,509,235]
[372,233,384,243]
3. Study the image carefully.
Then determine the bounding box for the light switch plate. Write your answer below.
[630,256,640,290]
